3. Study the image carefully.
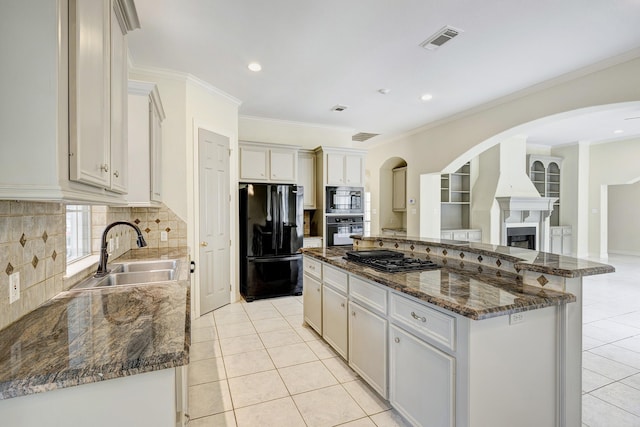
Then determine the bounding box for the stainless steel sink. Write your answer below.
[71,259,180,290]
[115,259,179,273]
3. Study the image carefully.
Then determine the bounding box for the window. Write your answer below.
[66,205,91,263]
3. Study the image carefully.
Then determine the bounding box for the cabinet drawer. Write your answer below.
[349,275,387,315]
[452,231,468,241]
[550,227,563,236]
[390,293,456,351]
[562,226,572,235]
[303,257,322,280]
[440,231,453,240]
[323,264,348,293]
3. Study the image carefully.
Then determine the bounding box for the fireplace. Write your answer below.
[506,226,536,250]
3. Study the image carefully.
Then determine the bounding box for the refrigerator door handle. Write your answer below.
[248,255,301,263]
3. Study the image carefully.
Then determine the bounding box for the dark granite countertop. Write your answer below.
[0,247,190,400]
[302,246,577,320]
[354,235,615,278]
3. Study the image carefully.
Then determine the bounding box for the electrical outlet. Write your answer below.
[509,312,525,325]
[9,272,20,304]
[161,231,168,242]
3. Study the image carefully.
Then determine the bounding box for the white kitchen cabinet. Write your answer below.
[322,285,348,359]
[303,236,323,248]
[298,150,316,209]
[239,142,299,183]
[303,260,323,334]
[389,325,455,427]
[441,229,482,242]
[316,147,366,187]
[0,0,139,203]
[126,81,166,206]
[550,225,572,255]
[348,300,388,398]
[392,167,407,212]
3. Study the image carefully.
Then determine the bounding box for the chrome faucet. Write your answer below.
[95,221,148,277]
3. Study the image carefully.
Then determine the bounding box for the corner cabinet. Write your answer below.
[0,0,139,203]
[126,81,166,206]
[239,142,299,183]
[392,167,407,212]
[527,155,563,226]
[298,150,317,209]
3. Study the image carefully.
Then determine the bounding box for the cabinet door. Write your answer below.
[326,153,346,185]
[298,152,316,208]
[303,274,322,334]
[69,0,111,188]
[392,168,406,211]
[322,285,348,359]
[389,325,454,427]
[150,104,162,202]
[109,1,128,194]
[345,154,363,186]
[270,149,297,182]
[240,145,269,181]
[348,301,387,398]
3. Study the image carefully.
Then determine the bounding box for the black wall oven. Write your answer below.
[326,186,364,214]
[326,215,364,246]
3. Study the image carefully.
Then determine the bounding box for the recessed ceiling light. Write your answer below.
[248,62,262,72]
[378,88,390,95]
[613,129,624,134]
[421,93,433,101]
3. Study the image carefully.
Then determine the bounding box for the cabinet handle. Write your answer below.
[317,287,320,292]
[100,164,109,173]
[113,170,119,178]
[352,311,356,316]
[340,303,345,308]
[200,241,208,247]
[411,311,427,322]
[395,337,400,343]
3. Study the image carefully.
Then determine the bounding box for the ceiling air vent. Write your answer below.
[420,26,463,50]
[331,104,349,112]
[352,132,379,142]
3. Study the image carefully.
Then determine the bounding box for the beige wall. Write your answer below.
[367,55,640,237]
[609,181,640,256]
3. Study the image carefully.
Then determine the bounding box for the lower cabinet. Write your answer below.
[322,285,348,359]
[389,325,455,427]
[348,301,388,398]
[303,273,322,334]
[550,225,572,255]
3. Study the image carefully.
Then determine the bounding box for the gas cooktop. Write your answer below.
[344,250,439,273]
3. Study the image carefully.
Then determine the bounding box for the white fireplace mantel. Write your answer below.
[496,196,558,251]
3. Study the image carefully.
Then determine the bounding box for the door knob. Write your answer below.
[200,241,208,247]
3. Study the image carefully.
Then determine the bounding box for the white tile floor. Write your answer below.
[582,254,640,427]
[188,254,640,427]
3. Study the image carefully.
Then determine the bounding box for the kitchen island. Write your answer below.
[302,235,614,427]
[0,248,191,427]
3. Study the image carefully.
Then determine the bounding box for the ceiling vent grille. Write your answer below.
[352,132,379,142]
[420,26,463,50]
[331,104,349,112]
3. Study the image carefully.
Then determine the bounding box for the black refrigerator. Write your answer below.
[239,183,304,302]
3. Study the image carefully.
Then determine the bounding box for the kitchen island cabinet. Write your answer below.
[302,236,614,427]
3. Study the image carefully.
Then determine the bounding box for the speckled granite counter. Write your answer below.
[302,245,579,320]
[0,247,190,400]
[354,235,615,278]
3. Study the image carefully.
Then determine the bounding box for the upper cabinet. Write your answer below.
[392,167,407,212]
[239,142,299,184]
[316,147,366,188]
[527,155,563,226]
[0,0,140,203]
[298,150,317,209]
[126,81,165,207]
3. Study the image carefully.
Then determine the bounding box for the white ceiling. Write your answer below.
[127,0,640,145]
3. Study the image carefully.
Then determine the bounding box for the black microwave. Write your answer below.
[326,186,364,214]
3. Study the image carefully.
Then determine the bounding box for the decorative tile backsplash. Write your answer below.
[0,201,188,330]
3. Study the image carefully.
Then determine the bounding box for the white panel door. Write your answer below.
[269,149,297,182]
[198,129,230,314]
[109,1,128,193]
[303,274,322,334]
[344,154,363,186]
[326,153,345,185]
[322,285,348,359]
[239,145,268,181]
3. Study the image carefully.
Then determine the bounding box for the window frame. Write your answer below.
[66,204,92,264]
